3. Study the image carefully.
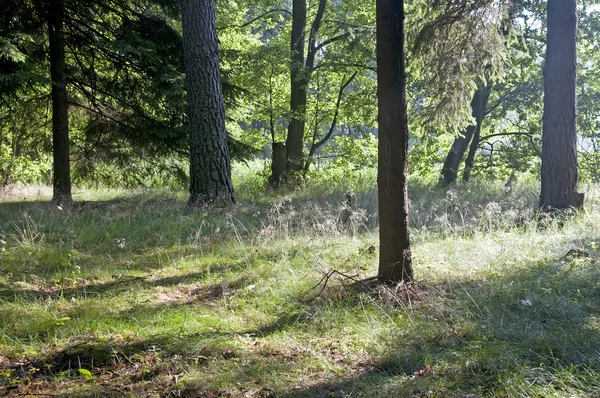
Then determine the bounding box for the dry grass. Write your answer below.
[1,178,600,397]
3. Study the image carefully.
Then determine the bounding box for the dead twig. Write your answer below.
[301,269,374,302]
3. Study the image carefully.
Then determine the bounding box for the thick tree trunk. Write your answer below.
[376,0,412,283]
[48,0,72,207]
[285,0,308,173]
[440,86,490,184]
[180,0,234,205]
[539,0,583,210]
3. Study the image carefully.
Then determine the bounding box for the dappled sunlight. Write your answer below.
[2,183,600,396]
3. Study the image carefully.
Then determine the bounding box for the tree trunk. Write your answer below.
[270,142,287,188]
[440,86,490,184]
[441,125,475,185]
[48,0,72,207]
[180,0,234,205]
[462,84,491,182]
[539,0,583,210]
[376,0,412,283]
[284,0,308,173]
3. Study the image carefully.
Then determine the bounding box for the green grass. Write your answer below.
[1,176,600,397]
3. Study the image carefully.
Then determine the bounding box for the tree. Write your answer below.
[1,0,254,189]
[47,0,72,207]
[260,0,375,186]
[539,0,584,210]
[284,0,310,174]
[180,0,234,205]
[267,0,328,185]
[440,83,492,184]
[376,0,412,283]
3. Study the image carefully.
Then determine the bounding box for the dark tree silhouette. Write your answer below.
[270,0,327,186]
[180,0,234,205]
[48,0,72,207]
[376,0,412,283]
[539,0,583,210]
[440,84,492,184]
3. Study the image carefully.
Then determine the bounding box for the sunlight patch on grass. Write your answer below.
[2,181,600,396]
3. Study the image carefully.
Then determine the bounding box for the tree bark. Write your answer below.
[462,84,491,182]
[440,85,491,184]
[539,0,583,210]
[270,142,287,188]
[279,0,327,179]
[284,0,308,173]
[376,0,412,283]
[48,0,72,207]
[180,0,234,205]
[441,125,475,185]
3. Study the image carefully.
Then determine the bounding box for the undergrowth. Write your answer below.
[1,174,600,397]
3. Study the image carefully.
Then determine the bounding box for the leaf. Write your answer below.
[78,368,93,380]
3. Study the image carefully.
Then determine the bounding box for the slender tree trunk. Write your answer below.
[539,0,583,210]
[441,125,475,184]
[440,86,490,184]
[274,0,327,181]
[270,142,287,188]
[462,84,491,182]
[180,0,234,205]
[284,0,308,174]
[48,0,72,207]
[376,0,412,283]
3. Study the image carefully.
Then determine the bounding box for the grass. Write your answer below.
[1,173,600,397]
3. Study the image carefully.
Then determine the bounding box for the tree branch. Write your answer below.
[217,8,292,31]
[305,71,358,170]
[305,0,328,72]
[480,131,541,158]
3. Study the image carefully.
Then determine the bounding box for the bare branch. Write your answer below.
[217,8,292,31]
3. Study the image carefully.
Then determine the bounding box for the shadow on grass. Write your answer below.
[2,191,599,397]
[280,246,600,396]
[3,244,600,397]
[0,262,237,302]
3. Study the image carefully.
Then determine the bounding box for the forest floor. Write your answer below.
[2,174,600,397]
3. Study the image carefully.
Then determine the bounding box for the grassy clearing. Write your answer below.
[1,175,600,397]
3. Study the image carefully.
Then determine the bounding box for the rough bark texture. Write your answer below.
[180,0,234,205]
[376,0,413,283]
[48,0,72,207]
[539,0,583,210]
[440,86,491,184]
[284,0,308,173]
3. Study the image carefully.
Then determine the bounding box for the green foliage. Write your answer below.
[407,0,512,135]
[0,0,259,188]
[322,133,377,174]
[78,368,93,381]
[2,0,600,191]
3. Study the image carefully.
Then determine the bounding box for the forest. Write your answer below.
[1,0,600,396]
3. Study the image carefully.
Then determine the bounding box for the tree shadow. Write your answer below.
[0,260,243,302]
[3,243,599,397]
[280,244,600,397]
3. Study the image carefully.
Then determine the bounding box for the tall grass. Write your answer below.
[1,171,600,397]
